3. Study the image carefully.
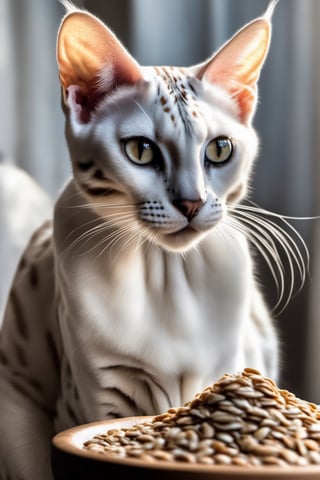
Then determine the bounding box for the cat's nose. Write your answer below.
[173,198,205,221]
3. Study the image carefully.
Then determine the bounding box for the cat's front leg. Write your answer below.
[0,368,54,480]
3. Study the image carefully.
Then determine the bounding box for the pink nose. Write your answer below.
[173,198,204,221]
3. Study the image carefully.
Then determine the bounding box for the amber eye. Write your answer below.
[205,136,233,165]
[124,137,156,165]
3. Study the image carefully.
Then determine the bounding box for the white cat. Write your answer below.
[0,2,281,479]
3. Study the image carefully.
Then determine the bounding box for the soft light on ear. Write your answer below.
[196,9,274,124]
[57,9,142,121]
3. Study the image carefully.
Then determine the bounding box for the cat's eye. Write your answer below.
[124,137,157,166]
[205,136,233,166]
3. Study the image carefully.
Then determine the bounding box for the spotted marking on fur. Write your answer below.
[8,376,54,416]
[46,330,60,371]
[9,369,44,394]
[66,402,80,425]
[41,238,52,252]
[17,256,27,271]
[80,183,116,197]
[10,289,29,340]
[76,159,95,171]
[73,383,80,401]
[64,361,73,390]
[28,264,38,288]
[155,67,202,136]
[30,220,52,245]
[29,377,45,393]
[0,350,9,366]
[14,343,28,367]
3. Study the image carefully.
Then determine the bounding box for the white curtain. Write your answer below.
[0,0,69,198]
[1,0,320,401]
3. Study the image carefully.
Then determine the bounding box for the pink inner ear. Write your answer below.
[65,62,141,124]
[58,11,143,123]
[197,18,271,124]
[66,85,98,124]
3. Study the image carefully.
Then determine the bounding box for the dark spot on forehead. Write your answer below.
[155,67,202,136]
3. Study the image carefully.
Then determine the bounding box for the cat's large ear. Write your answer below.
[195,4,275,124]
[57,8,143,123]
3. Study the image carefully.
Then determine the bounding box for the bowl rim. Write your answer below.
[52,416,320,477]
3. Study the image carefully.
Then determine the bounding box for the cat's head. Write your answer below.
[57,2,276,252]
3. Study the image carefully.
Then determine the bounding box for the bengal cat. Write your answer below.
[0,2,288,479]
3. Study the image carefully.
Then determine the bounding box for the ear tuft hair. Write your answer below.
[59,0,79,14]
[264,0,279,21]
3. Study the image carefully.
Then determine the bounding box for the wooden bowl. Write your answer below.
[52,416,320,480]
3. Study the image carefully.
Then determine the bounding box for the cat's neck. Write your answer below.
[53,179,254,382]
[54,179,252,306]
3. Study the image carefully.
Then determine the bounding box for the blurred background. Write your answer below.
[1,0,320,402]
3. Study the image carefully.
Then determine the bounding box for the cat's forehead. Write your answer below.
[146,66,204,137]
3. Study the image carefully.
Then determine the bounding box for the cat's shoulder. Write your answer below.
[23,219,53,261]
[14,220,54,286]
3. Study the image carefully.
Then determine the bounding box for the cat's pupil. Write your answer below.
[124,137,155,165]
[205,136,233,166]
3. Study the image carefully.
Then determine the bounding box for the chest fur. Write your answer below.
[55,213,252,378]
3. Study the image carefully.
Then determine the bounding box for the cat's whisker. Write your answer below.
[225,216,285,309]
[140,226,162,250]
[92,216,137,250]
[236,210,307,286]
[92,212,141,258]
[225,216,283,283]
[78,202,138,210]
[228,213,285,278]
[111,227,146,263]
[226,203,309,314]
[218,215,289,313]
[229,213,293,313]
[231,206,308,287]
[63,215,109,245]
[234,203,311,275]
[97,223,137,258]
[217,219,252,252]
[70,209,137,237]
[61,212,137,259]
[131,98,153,126]
[113,227,144,261]
[237,201,319,223]
[62,217,123,255]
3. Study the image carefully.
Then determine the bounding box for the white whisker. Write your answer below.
[61,209,138,260]
[226,215,285,311]
[226,202,310,315]
[235,210,306,284]
[235,205,309,283]
[89,215,138,257]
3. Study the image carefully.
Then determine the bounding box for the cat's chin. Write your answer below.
[154,225,208,253]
